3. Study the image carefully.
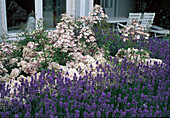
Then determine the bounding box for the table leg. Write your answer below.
[112,23,115,31]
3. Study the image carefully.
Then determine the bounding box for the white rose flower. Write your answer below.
[10,68,21,78]
[48,62,60,70]
[84,32,89,36]
[66,68,79,80]
[77,62,86,70]
[27,42,35,49]
[136,35,140,39]
[10,58,18,64]
[0,61,4,68]
[145,37,149,39]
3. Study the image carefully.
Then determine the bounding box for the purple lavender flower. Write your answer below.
[15,114,19,118]
[25,111,31,118]
[35,113,39,118]
[74,110,80,118]
[83,111,88,118]
[96,111,101,118]
[92,103,97,109]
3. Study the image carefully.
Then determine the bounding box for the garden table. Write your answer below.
[107,17,128,31]
[107,17,129,23]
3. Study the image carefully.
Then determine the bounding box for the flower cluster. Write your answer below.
[121,20,150,42]
[0,43,18,57]
[89,4,108,20]
[0,43,19,69]
[47,51,107,80]
[83,4,108,27]
[115,47,163,67]
[0,43,21,82]
[116,48,150,62]
[48,15,77,53]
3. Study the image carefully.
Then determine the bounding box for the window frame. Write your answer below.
[1,0,70,40]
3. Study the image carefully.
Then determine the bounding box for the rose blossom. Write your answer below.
[10,68,21,78]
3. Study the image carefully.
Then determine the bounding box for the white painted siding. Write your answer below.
[0,4,2,42]
[85,0,89,16]
[89,0,94,13]
[79,0,93,17]
[35,0,43,28]
[71,0,76,16]
[80,0,86,17]
[0,0,7,32]
[67,0,76,16]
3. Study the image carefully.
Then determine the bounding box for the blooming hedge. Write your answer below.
[0,4,170,117]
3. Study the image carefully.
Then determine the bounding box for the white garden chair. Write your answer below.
[149,26,170,38]
[117,13,142,33]
[141,13,169,38]
[141,13,155,29]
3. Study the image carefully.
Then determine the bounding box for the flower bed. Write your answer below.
[0,5,170,117]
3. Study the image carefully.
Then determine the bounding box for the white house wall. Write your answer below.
[89,0,93,14]
[78,0,94,17]
[79,0,86,17]
[85,0,89,16]
[0,0,7,33]
[67,0,76,16]
[0,3,2,42]
[35,0,43,28]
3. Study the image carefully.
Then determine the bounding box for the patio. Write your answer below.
[106,13,170,38]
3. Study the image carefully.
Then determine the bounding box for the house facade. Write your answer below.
[0,0,135,42]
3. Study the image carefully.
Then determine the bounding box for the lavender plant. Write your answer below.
[0,55,169,117]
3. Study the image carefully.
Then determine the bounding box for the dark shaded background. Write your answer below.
[134,0,170,29]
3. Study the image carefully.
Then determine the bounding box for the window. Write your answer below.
[2,0,68,34]
[43,0,66,29]
[6,0,35,33]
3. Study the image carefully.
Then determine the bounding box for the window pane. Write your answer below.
[43,0,66,29]
[6,0,35,33]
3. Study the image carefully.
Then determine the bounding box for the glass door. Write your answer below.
[43,0,66,29]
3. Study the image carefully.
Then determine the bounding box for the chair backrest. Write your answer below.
[127,13,142,25]
[141,13,155,28]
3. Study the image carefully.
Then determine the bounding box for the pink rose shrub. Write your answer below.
[84,4,108,26]
[121,20,150,42]
[0,4,109,84]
